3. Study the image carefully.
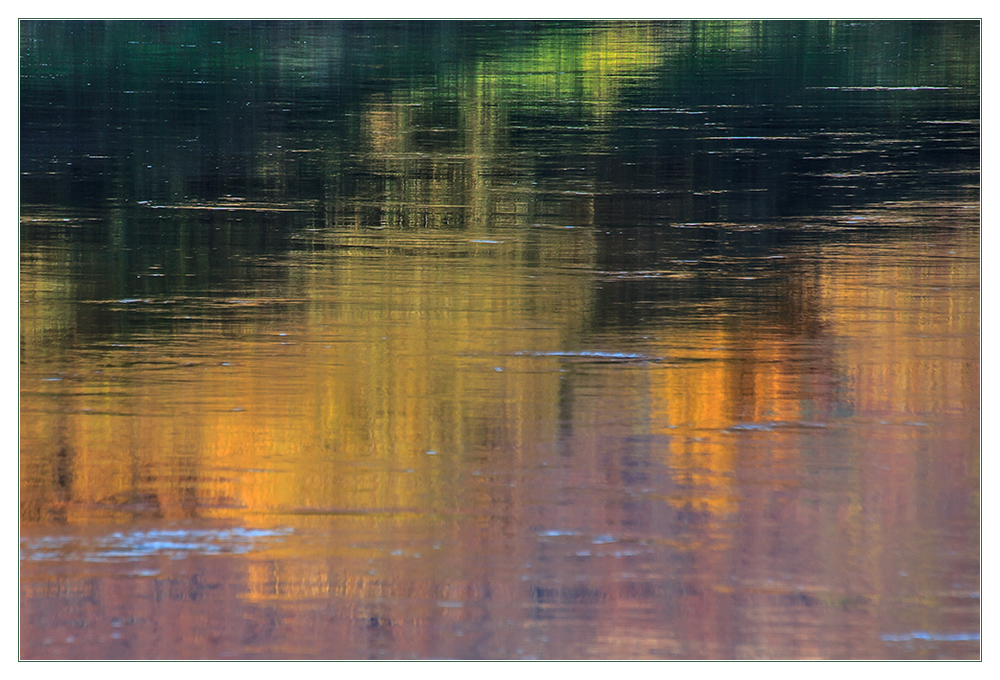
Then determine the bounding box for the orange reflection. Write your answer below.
[20,206,980,661]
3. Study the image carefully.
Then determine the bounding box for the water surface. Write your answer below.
[20,20,980,660]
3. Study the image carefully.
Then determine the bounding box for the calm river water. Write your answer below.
[19,21,980,660]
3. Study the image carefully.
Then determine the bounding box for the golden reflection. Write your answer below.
[648,331,804,519]
[19,228,597,524]
[818,232,979,420]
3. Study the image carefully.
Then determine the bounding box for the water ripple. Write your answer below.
[21,527,293,562]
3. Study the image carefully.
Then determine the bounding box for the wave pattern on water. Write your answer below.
[21,527,294,562]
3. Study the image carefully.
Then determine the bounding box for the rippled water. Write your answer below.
[20,20,979,660]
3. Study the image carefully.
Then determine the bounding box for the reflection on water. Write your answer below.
[20,20,979,659]
[22,527,294,561]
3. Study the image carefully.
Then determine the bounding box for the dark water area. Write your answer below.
[20,20,980,660]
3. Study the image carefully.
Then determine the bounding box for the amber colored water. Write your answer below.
[20,20,979,659]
